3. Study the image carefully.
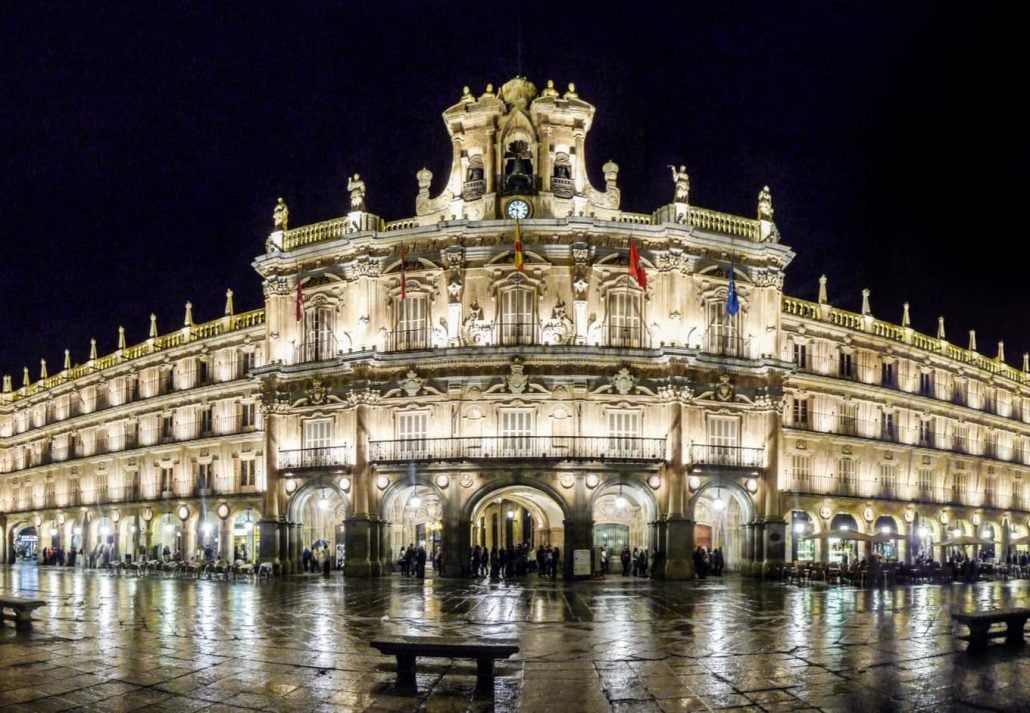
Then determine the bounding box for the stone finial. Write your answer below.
[902,302,911,328]
[1023,353,1029,372]
[118,326,126,350]
[818,275,828,305]
[40,359,47,379]
[273,197,288,231]
[460,85,475,103]
[2,374,10,393]
[64,349,71,371]
[757,186,774,220]
[416,167,432,192]
[861,289,871,316]
[149,313,158,339]
[22,367,29,388]
[997,341,1005,363]
[225,289,235,316]
[969,329,977,352]
[542,79,560,98]
[937,316,946,340]
[564,82,578,99]
[602,159,619,187]
[184,301,194,327]
[89,338,97,361]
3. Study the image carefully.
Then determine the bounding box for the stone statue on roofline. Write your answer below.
[669,165,690,203]
[758,186,774,221]
[348,173,366,211]
[273,197,289,231]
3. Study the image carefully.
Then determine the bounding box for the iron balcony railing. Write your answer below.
[293,339,341,364]
[279,446,351,470]
[369,436,666,463]
[701,329,752,359]
[689,444,766,469]
[383,327,432,352]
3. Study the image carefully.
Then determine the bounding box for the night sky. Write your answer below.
[3,3,1027,379]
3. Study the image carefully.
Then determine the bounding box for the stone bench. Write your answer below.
[0,595,46,631]
[952,608,1030,652]
[370,636,519,693]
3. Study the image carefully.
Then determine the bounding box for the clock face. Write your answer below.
[506,199,530,220]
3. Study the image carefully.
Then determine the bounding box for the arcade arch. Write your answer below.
[290,484,348,568]
[689,482,752,571]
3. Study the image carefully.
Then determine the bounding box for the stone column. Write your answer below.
[441,517,470,577]
[369,519,381,577]
[651,519,668,579]
[219,519,231,561]
[291,521,304,573]
[743,523,755,563]
[665,516,695,579]
[258,519,279,565]
[379,520,392,575]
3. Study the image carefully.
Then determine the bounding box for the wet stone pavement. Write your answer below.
[2,566,1030,712]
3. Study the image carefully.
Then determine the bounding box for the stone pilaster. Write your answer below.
[663,515,695,579]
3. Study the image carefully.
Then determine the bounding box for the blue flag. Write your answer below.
[726,259,740,316]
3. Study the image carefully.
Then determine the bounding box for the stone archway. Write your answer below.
[590,478,659,574]
[688,482,754,573]
[288,483,349,573]
[465,481,575,578]
[8,522,38,564]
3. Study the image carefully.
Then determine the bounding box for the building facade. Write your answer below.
[3,76,1029,578]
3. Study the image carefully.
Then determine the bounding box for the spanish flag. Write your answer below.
[629,239,647,291]
[513,219,525,272]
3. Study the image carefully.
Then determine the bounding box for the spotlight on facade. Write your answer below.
[507,509,515,519]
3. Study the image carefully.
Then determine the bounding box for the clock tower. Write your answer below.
[412,76,622,223]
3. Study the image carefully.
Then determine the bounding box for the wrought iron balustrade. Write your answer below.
[278,446,351,470]
[293,339,342,364]
[369,436,666,463]
[701,329,752,359]
[382,327,432,352]
[689,444,766,469]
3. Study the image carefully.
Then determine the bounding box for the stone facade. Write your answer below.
[3,76,1029,578]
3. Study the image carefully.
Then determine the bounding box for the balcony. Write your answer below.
[369,436,666,464]
[688,444,766,470]
[462,178,485,200]
[382,328,432,352]
[550,176,575,198]
[293,339,342,364]
[279,446,351,471]
[602,323,652,349]
[702,329,752,359]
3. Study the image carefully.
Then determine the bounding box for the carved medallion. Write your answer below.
[507,360,528,394]
[611,368,636,395]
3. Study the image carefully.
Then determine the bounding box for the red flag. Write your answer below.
[400,245,407,301]
[295,275,304,321]
[629,240,647,291]
[513,219,525,272]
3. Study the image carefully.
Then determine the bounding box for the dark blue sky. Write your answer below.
[2,2,1026,377]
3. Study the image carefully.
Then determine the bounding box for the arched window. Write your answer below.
[498,285,536,345]
[606,290,643,347]
[304,306,336,362]
[393,294,429,350]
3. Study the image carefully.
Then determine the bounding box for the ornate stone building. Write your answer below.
[3,76,1029,578]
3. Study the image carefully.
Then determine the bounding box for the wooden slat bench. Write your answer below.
[0,595,46,631]
[952,608,1030,652]
[370,636,519,692]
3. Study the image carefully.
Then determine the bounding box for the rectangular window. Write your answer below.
[919,371,933,398]
[839,458,856,496]
[837,404,857,436]
[791,397,810,428]
[705,301,738,356]
[985,477,997,506]
[200,408,213,435]
[918,468,933,496]
[793,342,808,370]
[607,411,641,454]
[240,460,256,488]
[397,412,428,455]
[242,350,256,375]
[303,419,332,450]
[607,291,642,347]
[500,287,536,345]
[881,362,896,388]
[881,412,896,441]
[160,467,173,493]
[240,402,256,429]
[501,410,534,453]
[953,472,967,499]
[707,416,740,465]
[791,455,812,490]
[197,463,211,491]
[838,351,855,379]
[1014,481,1024,510]
[198,359,210,385]
[305,306,336,361]
[395,295,429,350]
[919,420,933,448]
[880,464,898,497]
[161,415,174,442]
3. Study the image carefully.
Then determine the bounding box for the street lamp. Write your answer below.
[319,489,330,511]
[615,484,627,509]
[712,488,727,512]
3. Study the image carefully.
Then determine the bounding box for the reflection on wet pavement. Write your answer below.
[3,564,1030,711]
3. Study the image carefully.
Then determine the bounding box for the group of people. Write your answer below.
[469,543,561,579]
[693,546,725,578]
[39,546,76,566]
[301,545,342,573]
[398,544,431,577]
